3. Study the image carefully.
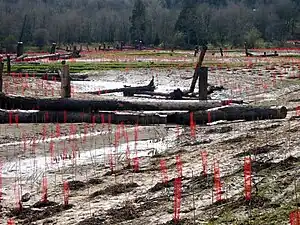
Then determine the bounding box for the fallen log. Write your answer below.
[4,72,59,78]
[0,105,286,125]
[41,73,89,82]
[0,110,166,125]
[167,105,287,125]
[247,52,279,57]
[84,77,155,96]
[3,72,89,81]
[260,53,279,57]
[21,53,72,61]
[0,94,242,112]
[15,54,28,61]
[132,85,225,100]
[132,88,183,100]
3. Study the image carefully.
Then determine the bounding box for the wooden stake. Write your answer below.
[17,42,24,57]
[7,55,11,74]
[50,43,56,54]
[61,64,71,98]
[192,170,196,224]
[244,42,248,56]
[198,67,208,100]
[0,62,3,92]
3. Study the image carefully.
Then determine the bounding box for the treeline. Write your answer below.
[0,0,299,51]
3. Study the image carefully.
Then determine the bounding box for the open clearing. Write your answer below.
[1,49,300,224]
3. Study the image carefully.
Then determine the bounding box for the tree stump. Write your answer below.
[61,65,71,98]
[17,42,24,57]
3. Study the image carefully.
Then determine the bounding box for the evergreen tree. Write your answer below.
[154,33,160,46]
[130,0,146,43]
[175,4,198,46]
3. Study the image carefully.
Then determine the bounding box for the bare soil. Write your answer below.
[1,50,300,224]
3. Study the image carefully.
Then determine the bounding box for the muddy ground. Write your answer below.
[1,50,300,224]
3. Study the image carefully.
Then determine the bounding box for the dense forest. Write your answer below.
[0,0,299,50]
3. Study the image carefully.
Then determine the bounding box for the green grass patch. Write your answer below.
[3,59,273,74]
[279,54,300,58]
[8,61,195,73]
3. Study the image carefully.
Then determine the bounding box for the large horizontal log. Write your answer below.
[0,110,166,125]
[0,94,241,112]
[0,105,287,125]
[167,105,287,125]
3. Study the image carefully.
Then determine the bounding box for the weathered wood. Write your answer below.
[0,62,3,92]
[189,46,207,93]
[3,72,88,82]
[0,110,167,125]
[61,65,71,98]
[41,73,89,82]
[0,94,240,112]
[15,54,28,61]
[260,52,279,57]
[22,53,72,61]
[134,85,225,100]
[16,42,24,57]
[133,89,185,100]
[244,42,249,56]
[4,72,59,78]
[0,105,286,125]
[85,78,155,96]
[244,42,278,57]
[50,43,56,54]
[198,67,208,100]
[167,105,287,125]
[7,55,11,74]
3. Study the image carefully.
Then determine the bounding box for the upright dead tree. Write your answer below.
[186,45,209,101]
[189,45,207,93]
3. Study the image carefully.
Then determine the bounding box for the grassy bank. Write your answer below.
[6,61,269,74]
[7,61,196,73]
